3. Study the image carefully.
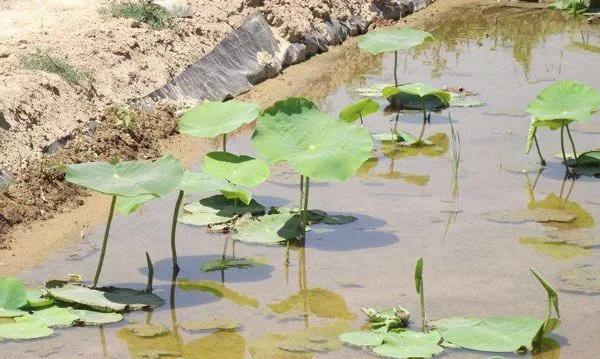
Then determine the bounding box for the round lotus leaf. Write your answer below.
[339,98,380,123]
[252,97,373,181]
[372,331,443,359]
[527,81,600,122]
[45,282,126,312]
[15,306,79,327]
[202,152,270,187]
[66,155,184,197]
[99,287,165,310]
[383,83,451,108]
[26,289,54,308]
[232,213,304,244]
[179,171,252,204]
[340,331,385,347]
[358,27,434,54]
[179,100,260,138]
[0,277,27,317]
[179,195,265,226]
[432,316,544,352]
[70,309,123,326]
[0,321,53,340]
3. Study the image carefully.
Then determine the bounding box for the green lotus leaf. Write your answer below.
[530,268,560,318]
[202,152,270,187]
[179,100,260,138]
[383,83,451,107]
[358,27,434,55]
[26,289,54,308]
[339,98,380,123]
[179,195,264,226]
[201,258,266,273]
[15,306,79,327]
[0,321,53,340]
[178,279,259,308]
[99,287,165,310]
[372,331,444,358]
[252,97,373,181]
[66,155,184,197]
[362,306,410,331]
[0,277,27,318]
[340,331,385,347]
[69,309,123,326]
[527,81,600,123]
[432,317,544,352]
[45,282,125,312]
[179,171,252,204]
[232,213,303,244]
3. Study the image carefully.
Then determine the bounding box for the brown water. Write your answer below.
[6,5,600,358]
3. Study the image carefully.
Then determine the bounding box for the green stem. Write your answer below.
[302,177,310,227]
[93,195,117,288]
[393,110,400,136]
[420,288,427,333]
[171,190,184,274]
[223,133,227,152]
[298,175,304,213]
[359,113,364,126]
[393,50,398,87]
[145,252,154,294]
[533,134,546,166]
[565,124,578,166]
[418,100,427,140]
[560,126,568,167]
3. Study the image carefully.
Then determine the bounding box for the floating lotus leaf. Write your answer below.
[270,288,356,320]
[251,97,373,181]
[70,309,123,325]
[383,83,451,107]
[527,81,600,124]
[178,279,259,308]
[231,213,304,244]
[127,323,170,338]
[99,287,165,310]
[382,133,449,159]
[572,151,600,177]
[15,306,78,327]
[432,317,544,352]
[520,237,589,261]
[558,266,600,293]
[201,258,266,273]
[372,331,444,358]
[26,289,54,308]
[0,277,27,318]
[202,152,270,187]
[0,321,53,340]
[339,331,385,347]
[179,195,265,226]
[180,319,240,332]
[179,100,260,138]
[45,282,126,312]
[179,171,252,204]
[339,98,380,123]
[448,93,485,107]
[358,27,434,54]
[66,155,184,197]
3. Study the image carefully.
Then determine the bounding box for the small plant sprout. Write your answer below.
[339,98,380,126]
[414,257,427,333]
[251,97,373,231]
[179,100,260,152]
[358,27,434,87]
[65,155,184,287]
[525,80,600,168]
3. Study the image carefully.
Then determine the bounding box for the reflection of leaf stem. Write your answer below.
[93,195,117,288]
[99,326,109,359]
[171,190,184,274]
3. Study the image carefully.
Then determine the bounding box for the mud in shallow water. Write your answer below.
[5,5,600,358]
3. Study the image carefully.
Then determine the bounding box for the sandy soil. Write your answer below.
[0,0,474,273]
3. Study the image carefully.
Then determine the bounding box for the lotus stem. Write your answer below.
[419,280,427,333]
[298,175,304,213]
[418,101,427,140]
[171,190,184,274]
[565,124,578,166]
[145,252,154,294]
[393,50,399,87]
[359,113,364,126]
[393,110,400,135]
[222,133,227,152]
[533,134,546,166]
[93,195,117,288]
[560,126,568,167]
[302,177,310,227]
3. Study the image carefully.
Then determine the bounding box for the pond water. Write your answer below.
[6,5,600,358]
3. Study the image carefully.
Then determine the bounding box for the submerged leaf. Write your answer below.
[179,100,260,138]
[528,193,594,229]
[252,97,373,181]
[202,152,270,187]
[432,317,544,352]
[232,213,304,244]
[358,27,434,54]
[339,98,380,123]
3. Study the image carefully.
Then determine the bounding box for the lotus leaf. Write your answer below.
[432,317,544,352]
[66,155,184,197]
[26,289,54,308]
[339,331,385,347]
[178,279,259,307]
[358,27,434,54]
[0,277,27,318]
[179,195,264,226]
[0,321,53,340]
[70,309,123,325]
[231,213,303,244]
[362,306,410,331]
[339,98,380,123]
[179,171,252,204]
[99,287,165,310]
[15,306,79,327]
[530,269,560,318]
[201,258,266,272]
[202,152,270,187]
[179,100,260,138]
[251,97,373,181]
[45,282,126,312]
[373,331,444,358]
[383,83,451,106]
[527,81,600,123]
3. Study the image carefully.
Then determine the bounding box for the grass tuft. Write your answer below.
[21,51,90,84]
[104,1,174,30]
